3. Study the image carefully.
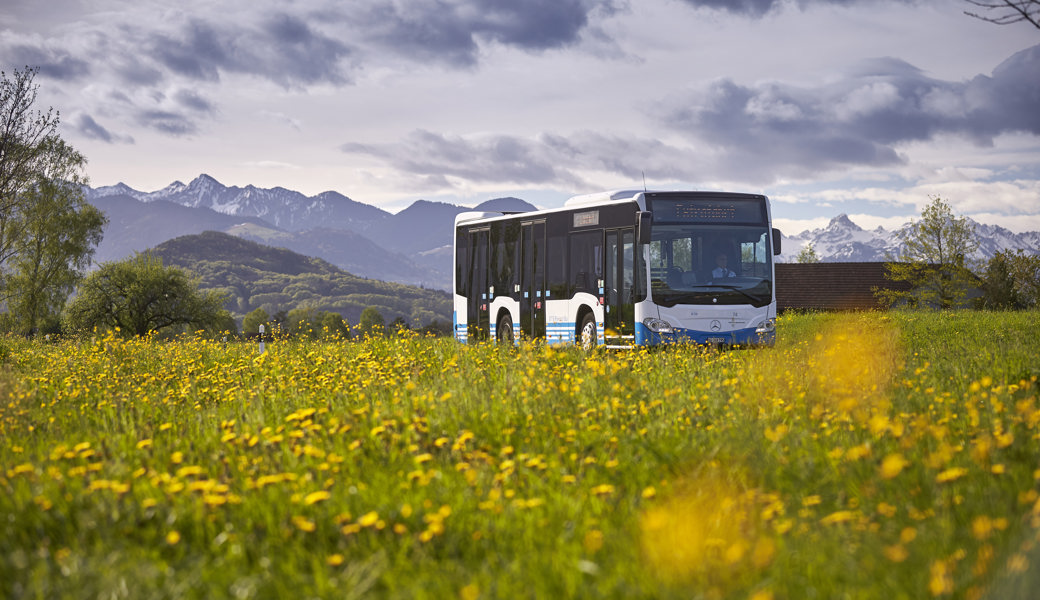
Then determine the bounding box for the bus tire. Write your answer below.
[578,312,597,351]
[497,314,514,345]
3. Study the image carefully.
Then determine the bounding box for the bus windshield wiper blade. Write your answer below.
[703,284,764,304]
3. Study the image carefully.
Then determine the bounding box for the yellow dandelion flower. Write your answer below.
[358,511,380,527]
[820,510,856,525]
[304,490,331,505]
[327,554,344,566]
[880,453,909,479]
[883,544,908,563]
[166,531,181,545]
[936,467,968,483]
[292,516,316,532]
[971,516,993,540]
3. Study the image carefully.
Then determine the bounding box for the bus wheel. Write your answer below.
[497,315,514,345]
[579,313,597,351]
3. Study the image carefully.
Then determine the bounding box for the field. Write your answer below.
[2,311,1039,599]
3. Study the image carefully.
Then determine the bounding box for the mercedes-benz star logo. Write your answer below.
[710,320,722,332]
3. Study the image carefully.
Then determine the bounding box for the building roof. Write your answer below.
[775,262,912,312]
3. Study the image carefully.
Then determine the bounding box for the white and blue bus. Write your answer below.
[453,190,781,348]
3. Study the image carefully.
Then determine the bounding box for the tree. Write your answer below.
[287,306,321,339]
[242,307,270,337]
[979,249,1040,308]
[64,254,229,337]
[795,242,821,264]
[320,311,350,340]
[877,196,980,309]
[358,306,385,337]
[3,178,106,334]
[978,250,1022,309]
[964,1,1040,29]
[1,67,103,331]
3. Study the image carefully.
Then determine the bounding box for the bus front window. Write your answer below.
[648,225,773,308]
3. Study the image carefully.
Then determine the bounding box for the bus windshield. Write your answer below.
[647,224,773,308]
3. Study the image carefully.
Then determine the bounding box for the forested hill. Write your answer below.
[148,231,452,329]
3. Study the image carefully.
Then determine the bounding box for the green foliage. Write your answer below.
[149,231,451,328]
[241,307,269,337]
[978,249,1040,309]
[63,254,230,337]
[878,196,980,309]
[1,312,1039,598]
[0,67,103,334]
[3,179,106,334]
[319,311,350,339]
[795,242,821,263]
[358,306,385,337]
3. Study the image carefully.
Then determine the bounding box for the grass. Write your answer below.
[1,310,1039,599]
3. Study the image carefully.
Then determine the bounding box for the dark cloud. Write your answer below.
[148,20,227,81]
[658,44,1040,181]
[350,0,619,67]
[341,129,701,188]
[173,89,214,113]
[136,109,197,136]
[677,0,913,18]
[146,15,352,86]
[75,114,115,142]
[4,43,90,80]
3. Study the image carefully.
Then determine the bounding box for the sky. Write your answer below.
[2,0,1039,236]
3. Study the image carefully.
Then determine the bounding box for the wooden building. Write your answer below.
[774,262,913,312]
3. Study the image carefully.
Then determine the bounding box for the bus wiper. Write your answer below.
[703,284,764,304]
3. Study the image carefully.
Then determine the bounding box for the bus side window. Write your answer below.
[455,233,469,297]
[569,230,603,295]
[547,232,567,298]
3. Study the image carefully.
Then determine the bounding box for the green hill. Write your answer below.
[148,231,452,329]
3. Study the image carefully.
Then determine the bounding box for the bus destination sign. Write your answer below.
[649,195,765,224]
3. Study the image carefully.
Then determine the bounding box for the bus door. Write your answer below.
[520,221,546,339]
[467,228,491,342]
[604,228,636,347]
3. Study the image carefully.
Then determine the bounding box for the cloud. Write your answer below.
[348,0,620,67]
[341,129,705,191]
[677,0,914,17]
[145,15,353,87]
[2,40,90,80]
[136,108,197,136]
[658,44,1040,182]
[74,113,133,144]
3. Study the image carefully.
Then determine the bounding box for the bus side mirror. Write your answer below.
[637,211,652,245]
[772,228,782,255]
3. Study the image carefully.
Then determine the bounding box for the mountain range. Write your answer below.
[85,175,1040,290]
[777,214,1040,263]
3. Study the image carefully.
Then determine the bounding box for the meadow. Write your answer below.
[1,310,1039,599]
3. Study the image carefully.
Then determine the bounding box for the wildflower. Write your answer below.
[304,491,331,505]
[820,510,856,525]
[880,454,908,479]
[936,467,968,484]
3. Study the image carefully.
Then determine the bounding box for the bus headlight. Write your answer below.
[643,318,673,334]
[755,319,775,334]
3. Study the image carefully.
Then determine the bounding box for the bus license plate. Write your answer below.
[706,337,726,344]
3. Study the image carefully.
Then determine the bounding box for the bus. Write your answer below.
[453,190,781,348]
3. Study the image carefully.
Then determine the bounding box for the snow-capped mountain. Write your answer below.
[84,175,538,290]
[86,175,1038,284]
[778,214,1040,263]
[86,174,391,232]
